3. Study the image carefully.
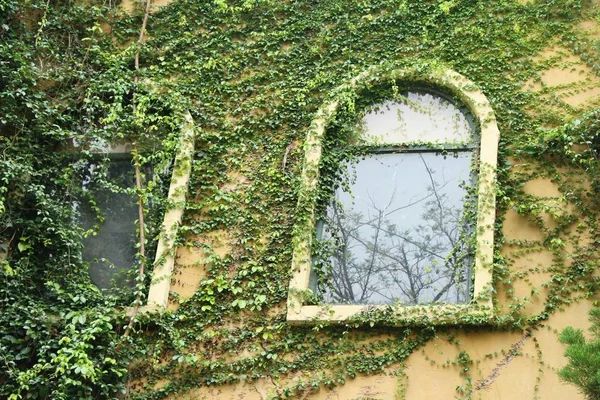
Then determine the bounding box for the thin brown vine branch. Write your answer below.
[475,332,531,390]
[118,0,153,346]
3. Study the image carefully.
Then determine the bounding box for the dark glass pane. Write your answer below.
[358,91,472,145]
[319,151,474,305]
[77,159,138,290]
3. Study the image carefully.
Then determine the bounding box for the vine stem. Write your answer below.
[34,0,51,48]
[119,152,146,343]
[118,0,152,347]
[134,0,153,75]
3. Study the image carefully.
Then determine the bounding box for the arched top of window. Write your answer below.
[359,90,473,145]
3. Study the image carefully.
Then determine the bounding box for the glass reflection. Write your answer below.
[359,91,472,144]
[77,160,138,290]
[319,151,474,305]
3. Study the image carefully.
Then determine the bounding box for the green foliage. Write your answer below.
[0,0,179,397]
[4,0,600,397]
[559,308,600,400]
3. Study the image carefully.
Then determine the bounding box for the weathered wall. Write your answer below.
[163,50,598,400]
[123,1,600,399]
[165,163,597,400]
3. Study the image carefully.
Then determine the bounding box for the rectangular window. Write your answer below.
[316,150,475,306]
[77,155,139,290]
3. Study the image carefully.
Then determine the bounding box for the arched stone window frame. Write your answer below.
[287,66,500,326]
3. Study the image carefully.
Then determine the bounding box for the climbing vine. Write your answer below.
[3,0,600,398]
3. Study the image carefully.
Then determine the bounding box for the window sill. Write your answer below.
[287,302,493,326]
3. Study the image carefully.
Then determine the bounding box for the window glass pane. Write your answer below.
[77,159,138,290]
[319,151,474,305]
[359,91,472,145]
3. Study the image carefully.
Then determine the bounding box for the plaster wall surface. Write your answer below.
[135,10,600,400]
[161,96,596,400]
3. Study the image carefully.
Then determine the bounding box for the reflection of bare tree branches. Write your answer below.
[318,155,473,306]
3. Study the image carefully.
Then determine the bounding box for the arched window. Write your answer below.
[318,89,477,306]
[287,67,499,325]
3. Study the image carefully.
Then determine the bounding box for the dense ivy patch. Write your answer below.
[3,0,600,398]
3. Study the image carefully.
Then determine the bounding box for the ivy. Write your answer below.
[4,0,600,398]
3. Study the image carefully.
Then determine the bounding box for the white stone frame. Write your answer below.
[287,67,500,326]
[142,111,195,311]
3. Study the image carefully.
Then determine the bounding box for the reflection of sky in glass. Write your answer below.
[322,151,474,306]
[359,92,471,144]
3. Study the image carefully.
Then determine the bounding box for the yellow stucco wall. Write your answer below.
[125,3,600,399]
[165,179,597,399]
